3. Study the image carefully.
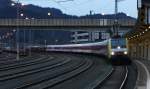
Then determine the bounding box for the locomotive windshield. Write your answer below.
[111,38,126,48]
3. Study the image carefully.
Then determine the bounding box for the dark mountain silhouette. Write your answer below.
[0,0,136,19]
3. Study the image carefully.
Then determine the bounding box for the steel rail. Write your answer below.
[119,66,128,89]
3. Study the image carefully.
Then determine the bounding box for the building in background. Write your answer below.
[126,0,150,60]
[71,20,133,43]
[71,29,131,43]
[71,31,102,43]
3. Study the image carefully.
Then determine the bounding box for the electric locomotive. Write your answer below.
[109,37,131,65]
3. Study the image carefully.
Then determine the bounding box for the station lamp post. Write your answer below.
[11,1,27,59]
[16,0,20,60]
[12,0,25,60]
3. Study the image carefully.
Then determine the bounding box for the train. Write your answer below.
[109,38,131,65]
[46,40,108,55]
[110,38,128,56]
[30,38,130,65]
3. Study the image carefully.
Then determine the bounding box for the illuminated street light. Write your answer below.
[126,13,129,16]
[21,3,25,6]
[48,12,51,16]
[20,13,24,17]
[11,3,15,6]
[25,17,29,20]
[102,13,105,15]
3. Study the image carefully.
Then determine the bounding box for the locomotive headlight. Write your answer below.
[124,51,127,55]
[117,46,121,49]
[111,52,115,55]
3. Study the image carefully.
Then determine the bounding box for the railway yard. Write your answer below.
[0,0,150,88]
[0,52,137,89]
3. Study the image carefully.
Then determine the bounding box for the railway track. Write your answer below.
[95,66,128,89]
[0,53,16,62]
[0,56,51,71]
[15,58,92,89]
[0,53,90,89]
[0,53,127,89]
[48,54,113,89]
[0,57,66,81]
[0,54,42,66]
